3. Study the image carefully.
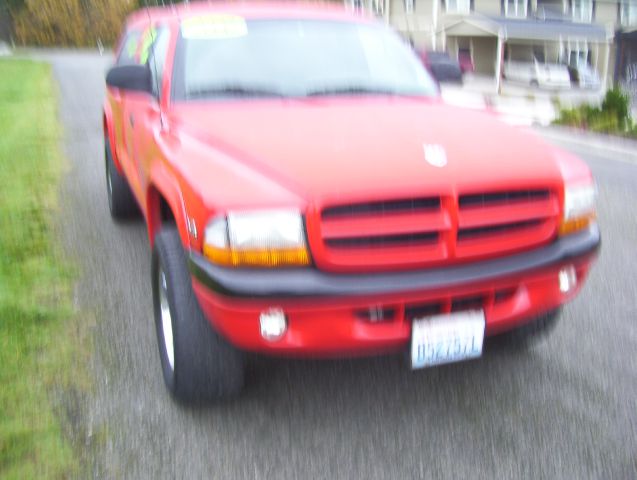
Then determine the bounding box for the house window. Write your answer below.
[446,0,470,13]
[568,49,590,67]
[505,0,527,17]
[621,1,637,27]
[372,0,385,16]
[404,0,414,14]
[572,0,593,22]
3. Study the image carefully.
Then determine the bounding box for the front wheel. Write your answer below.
[152,227,245,402]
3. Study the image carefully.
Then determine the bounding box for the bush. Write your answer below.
[11,0,136,47]
[601,88,630,130]
[8,0,190,47]
[554,87,634,136]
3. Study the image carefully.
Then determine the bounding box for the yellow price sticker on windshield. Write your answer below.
[182,15,248,39]
[139,27,157,65]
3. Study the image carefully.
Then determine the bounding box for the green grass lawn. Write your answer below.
[0,59,79,478]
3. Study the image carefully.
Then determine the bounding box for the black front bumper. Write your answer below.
[188,224,600,299]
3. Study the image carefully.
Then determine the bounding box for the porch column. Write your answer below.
[432,0,439,49]
[602,41,611,91]
[495,32,504,94]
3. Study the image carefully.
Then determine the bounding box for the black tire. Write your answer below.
[105,135,139,220]
[530,79,539,88]
[491,308,562,348]
[152,227,245,402]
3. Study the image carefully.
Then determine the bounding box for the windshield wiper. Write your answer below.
[186,84,286,99]
[304,85,401,97]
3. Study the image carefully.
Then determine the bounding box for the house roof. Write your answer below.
[490,16,609,41]
[443,15,610,42]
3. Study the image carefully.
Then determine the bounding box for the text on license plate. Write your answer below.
[411,310,486,369]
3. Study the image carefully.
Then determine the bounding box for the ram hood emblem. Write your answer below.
[423,144,447,168]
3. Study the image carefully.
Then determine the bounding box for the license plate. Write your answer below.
[411,310,485,369]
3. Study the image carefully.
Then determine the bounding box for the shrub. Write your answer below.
[601,88,630,130]
[12,0,136,47]
[554,87,634,136]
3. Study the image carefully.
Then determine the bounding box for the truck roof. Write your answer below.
[125,2,369,30]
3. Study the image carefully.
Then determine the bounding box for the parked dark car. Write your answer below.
[417,50,463,83]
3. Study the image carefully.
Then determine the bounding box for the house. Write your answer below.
[615,8,637,110]
[347,0,637,94]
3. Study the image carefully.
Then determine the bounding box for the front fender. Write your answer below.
[147,162,190,249]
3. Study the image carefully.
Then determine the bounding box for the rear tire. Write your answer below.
[105,135,139,220]
[152,227,245,402]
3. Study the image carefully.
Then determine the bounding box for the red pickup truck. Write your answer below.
[104,3,599,402]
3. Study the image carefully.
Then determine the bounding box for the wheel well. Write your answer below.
[147,186,177,247]
[160,195,175,224]
[103,113,122,173]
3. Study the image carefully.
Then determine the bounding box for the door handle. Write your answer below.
[129,114,135,128]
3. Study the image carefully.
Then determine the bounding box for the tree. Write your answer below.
[11,0,136,47]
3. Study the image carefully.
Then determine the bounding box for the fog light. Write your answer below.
[559,265,577,293]
[259,309,287,341]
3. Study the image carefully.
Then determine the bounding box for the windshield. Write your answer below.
[173,17,437,100]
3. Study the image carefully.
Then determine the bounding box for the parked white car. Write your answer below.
[569,63,601,89]
[504,59,571,89]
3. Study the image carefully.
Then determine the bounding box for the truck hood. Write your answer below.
[171,97,563,205]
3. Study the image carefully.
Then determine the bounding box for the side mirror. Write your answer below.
[106,64,152,94]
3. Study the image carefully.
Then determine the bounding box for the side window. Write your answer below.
[117,30,142,66]
[148,27,171,98]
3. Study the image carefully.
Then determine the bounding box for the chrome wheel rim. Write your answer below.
[158,268,175,371]
[107,166,113,197]
[106,158,113,202]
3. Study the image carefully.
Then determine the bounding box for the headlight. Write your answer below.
[203,209,310,267]
[559,182,596,235]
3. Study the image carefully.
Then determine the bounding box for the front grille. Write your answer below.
[459,190,550,208]
[455,188,559,259]
[323,198,440,218]
[404,288,517,321]
[316,196,448,270]
[312,188,559,271]
[457,219,543,241]
[450,295,485,312]
[325,232,439,249]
